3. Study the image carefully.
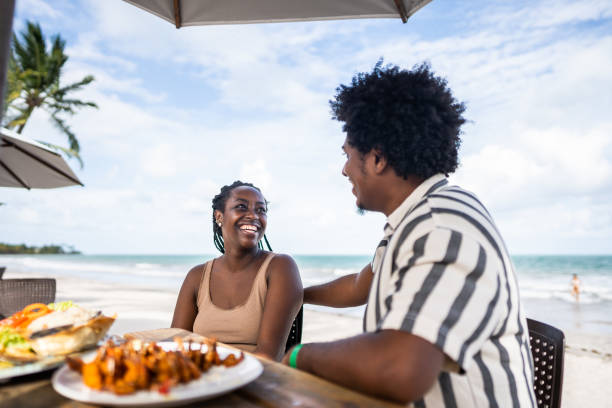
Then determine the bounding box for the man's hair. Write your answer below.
[211,180,271,253]
[330,60,466,179]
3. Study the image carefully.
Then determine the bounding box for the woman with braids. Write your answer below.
[171,181,302,361]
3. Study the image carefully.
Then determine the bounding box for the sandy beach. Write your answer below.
[4,269,612,407]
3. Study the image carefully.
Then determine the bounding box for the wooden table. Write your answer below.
[1,328,403,407]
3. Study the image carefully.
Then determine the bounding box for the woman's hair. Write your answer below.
[212,180,272,253]
[330,60,467,179]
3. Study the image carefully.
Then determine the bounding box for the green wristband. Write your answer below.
[289,344,304,368]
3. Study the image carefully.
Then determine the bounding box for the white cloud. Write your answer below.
[17,0,62,19]
[17,208,39,224]
[239,160,271,192]
[140,143,178,177]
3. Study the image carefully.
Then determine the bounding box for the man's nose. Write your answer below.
[342,162,348,177]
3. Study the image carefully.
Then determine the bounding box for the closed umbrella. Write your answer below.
[123,0,431,28]
[0,127,83,190]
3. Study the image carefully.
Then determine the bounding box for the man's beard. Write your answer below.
[356,205,367,215]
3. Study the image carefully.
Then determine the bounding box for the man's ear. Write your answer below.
[372,149,387,174]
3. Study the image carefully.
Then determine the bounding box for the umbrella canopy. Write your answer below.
[123,0,431,28]
[0,127,83,190]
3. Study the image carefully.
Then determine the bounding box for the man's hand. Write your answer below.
[304,263,373,307]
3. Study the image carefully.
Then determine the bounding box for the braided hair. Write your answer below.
[212,180,273,253]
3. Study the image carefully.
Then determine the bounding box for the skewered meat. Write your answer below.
[68,337,244,395]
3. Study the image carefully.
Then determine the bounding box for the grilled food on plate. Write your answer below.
[66,337,244,395]
[0,301,114,365]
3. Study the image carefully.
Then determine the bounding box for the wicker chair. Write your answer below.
[285,306,303,352]
[527,318,565,408]
[0,278,56,318]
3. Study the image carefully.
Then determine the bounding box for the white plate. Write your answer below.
[51,341,263,407]
[0,355,65,383]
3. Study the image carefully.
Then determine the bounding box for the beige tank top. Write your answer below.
[192,253,274,352]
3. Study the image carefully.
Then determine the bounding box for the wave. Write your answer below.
[3,256,186,280]
[519,288,610,304]
[332,268,359,276]
[134,263,161,269]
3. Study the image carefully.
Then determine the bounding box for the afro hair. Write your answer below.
[330,60,466,179]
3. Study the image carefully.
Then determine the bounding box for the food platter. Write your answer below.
[0,346,102,383]
[0,302,115,383]
[52,341,263,407]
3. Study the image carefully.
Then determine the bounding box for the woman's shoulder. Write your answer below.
[266,252,299,274]
[185,257,219,280]
[267,252,295,263]
[265,253,301,291]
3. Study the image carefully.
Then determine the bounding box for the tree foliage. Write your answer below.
[2,21,98,167]
[0,242,81,254]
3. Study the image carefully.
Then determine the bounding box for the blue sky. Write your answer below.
[2,0,612,255]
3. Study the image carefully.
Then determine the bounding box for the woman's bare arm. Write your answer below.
[304,263,373,307]
[255,254,303,361]
[171,265,202,331]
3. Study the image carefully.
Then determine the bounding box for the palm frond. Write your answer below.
[5,116,28,129]
[55,75,95,96]
[17,22,47,84]
[50,113,81,154]
[48,99,98,109]
[47,34,67,85]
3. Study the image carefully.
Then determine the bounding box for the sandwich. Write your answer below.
[0,301,114,365]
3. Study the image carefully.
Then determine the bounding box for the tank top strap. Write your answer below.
[197,260,213,307]
[258,252,276,281]
[250,253,275,306]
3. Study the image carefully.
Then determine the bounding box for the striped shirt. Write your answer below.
[364,174,536,407]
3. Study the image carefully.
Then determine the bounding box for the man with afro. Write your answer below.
[284,61,536,407]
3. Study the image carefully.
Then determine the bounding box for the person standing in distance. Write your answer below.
[571,273,581,302]
[285,61,536,407]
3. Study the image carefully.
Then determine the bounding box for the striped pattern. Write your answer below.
[364,174,535,407]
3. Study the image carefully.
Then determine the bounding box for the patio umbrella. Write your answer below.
[123,0,431,28]
[0,127,83,190]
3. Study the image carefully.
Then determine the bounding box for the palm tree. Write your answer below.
[2,21,97,167]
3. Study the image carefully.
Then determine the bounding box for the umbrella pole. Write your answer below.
[174,0,181,29]
[0,0,16,123]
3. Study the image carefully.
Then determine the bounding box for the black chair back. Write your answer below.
[0,266,5,279]
[527,318,565,408]
[285,306,303,352]
[0,278,56,318]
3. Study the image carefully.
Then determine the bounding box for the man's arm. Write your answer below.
[303,263,373,307]
[282,330,444,403]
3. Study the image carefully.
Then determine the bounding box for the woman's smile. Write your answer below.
[238,223,260,237]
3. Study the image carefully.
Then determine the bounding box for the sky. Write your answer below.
[1,0,612,255]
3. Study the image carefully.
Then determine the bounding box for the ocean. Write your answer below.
[1,254,611,336]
